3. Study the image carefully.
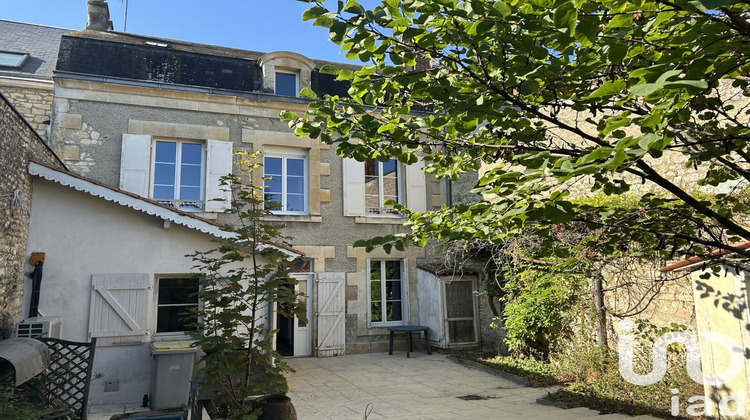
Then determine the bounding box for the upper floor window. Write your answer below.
[152,140,204,209]
[156,277,199,334]
[264,150,308,215]
[369,259,406,326]
[0,51,29,68]
[120,134,233,213]
[342,157,427,218]
[275,71,299,97]
[365,158,401,215]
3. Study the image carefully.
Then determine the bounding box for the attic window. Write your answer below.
[145,41,169,48]
[0,51,29,68]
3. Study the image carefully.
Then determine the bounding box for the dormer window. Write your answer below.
[275,71,299,97]
[0,51,29,68]
[259,51,315,97]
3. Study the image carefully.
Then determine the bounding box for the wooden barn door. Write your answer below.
[315,272,345,357]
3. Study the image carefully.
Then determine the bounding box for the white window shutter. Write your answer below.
[120,134,151,197]
[405,158,427,213]
[342,158,365,216]
[205,139,233,212]
[88,274,153,347]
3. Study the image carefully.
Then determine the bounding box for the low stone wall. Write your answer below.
[0,85,54,140]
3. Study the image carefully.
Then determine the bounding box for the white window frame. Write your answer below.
[367,259,408,327]
[154,276,200,338]
[275,70,300,97]
[150,139,205,212]
[263,149,308,215]
[365,158,402,216]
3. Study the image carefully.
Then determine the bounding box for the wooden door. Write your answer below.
[315,272,345,357]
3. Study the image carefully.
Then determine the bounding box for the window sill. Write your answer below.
[265,214,322,223]
[354,216,407,225]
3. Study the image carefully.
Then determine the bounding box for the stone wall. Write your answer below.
[0,84,54,140]
[0,92,63,338]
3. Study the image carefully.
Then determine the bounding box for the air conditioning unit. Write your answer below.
[17,316,62,339]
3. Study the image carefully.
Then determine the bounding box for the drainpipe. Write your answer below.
[28,252,45,318]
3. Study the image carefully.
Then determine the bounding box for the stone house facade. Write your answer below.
[0,92,65,338]
[38,1,467,364]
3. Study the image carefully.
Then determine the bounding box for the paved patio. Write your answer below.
[286,352,660,420]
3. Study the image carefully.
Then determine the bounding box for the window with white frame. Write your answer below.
[364,158,401,215]
[120,134,232,213]
[369,259,406,325]
[275,71,299,97]
[152,140,204,210]
[156,277,199,334]
[264,150,308,214]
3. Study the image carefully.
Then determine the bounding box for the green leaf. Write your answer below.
[584,80,626,99]
[553,2,577,34]
[493,1,512,17]
[298,88,318,99]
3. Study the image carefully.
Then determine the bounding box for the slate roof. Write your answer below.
[56,29,355,97]
[0,20,73,80]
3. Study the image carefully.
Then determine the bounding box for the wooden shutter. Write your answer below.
[120,134,151,197]
[89,274,153,346]
[204,139,233,212]
[405,158,427,213]
[315,272,346,357]
[342,158,365,216]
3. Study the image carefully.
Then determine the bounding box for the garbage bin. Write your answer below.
[150,340,197,410]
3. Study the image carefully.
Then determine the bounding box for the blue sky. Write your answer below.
[0,0,368,64]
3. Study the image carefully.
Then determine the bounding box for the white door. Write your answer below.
[315,272,346,357]
[292,273,312,356]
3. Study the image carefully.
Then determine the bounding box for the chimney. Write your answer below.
[87,0,113,31]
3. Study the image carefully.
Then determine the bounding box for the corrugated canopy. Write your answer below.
[0,338,50,385]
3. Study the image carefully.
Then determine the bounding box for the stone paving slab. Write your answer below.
[286,352,662,420]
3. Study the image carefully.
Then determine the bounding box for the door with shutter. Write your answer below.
[315,272,346,357]
[88,274,153,346]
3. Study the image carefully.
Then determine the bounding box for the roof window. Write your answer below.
[0,51,29,68]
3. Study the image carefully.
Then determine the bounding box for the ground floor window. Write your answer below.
[369,259,405,325]
[156,277,199,333]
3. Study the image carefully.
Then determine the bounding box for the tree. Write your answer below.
[188,152,305,419]
[285,0,750,267]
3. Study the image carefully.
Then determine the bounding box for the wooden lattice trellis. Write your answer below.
[35,338,97,420]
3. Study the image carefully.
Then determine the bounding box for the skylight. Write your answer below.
[0,51,29,68]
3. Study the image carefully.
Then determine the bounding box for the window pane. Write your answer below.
[153,185,175,200]
[370,280,381,301]
[155,141,177,163]
[287,176,304,194]
[385,281,402,300]
[385,261,401,279]
[287,194,304,212]
[264,177,282,194]
[264,157,282,176]
[448,320,476,343]
[180,186,201,201]
[386,301,402,321]
[382,159,397,176]
[181,165,202,187]
[265,193,282,207]
[275,72,298,96]
[154,163,176,186]
[157,306,195,333]
[287,158,304,176]
[158,278,199,304]
[370,301,382,323]
[181,143,202,165]
[0,52,27,67]
[364,159,378,176]
[446,281,475,318]
[370,261,381,280]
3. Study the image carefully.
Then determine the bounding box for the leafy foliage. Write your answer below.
[288,0,750,266]
[188,152,305,419]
